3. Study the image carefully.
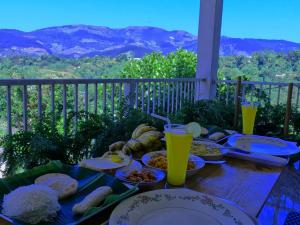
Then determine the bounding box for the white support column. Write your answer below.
[196,0,223,100]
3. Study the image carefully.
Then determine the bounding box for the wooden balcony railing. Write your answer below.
[0,78,299,136]
[0,78,201,135]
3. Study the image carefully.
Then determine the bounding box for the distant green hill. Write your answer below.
[0,54,129,79]
[1,50,300,83]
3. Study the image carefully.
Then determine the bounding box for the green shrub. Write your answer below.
[0,109,163,176]
[1,100,299,176]
[172,100,235,129]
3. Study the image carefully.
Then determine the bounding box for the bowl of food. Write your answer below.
[191,141,228,160]
[141,151,205,176]
[115,166,165,187]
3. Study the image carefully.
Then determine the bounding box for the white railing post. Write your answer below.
[6,85,12,135]
[196,0,223,100]
[124,80,136,108]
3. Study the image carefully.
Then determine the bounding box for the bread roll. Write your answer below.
[35,173,78,199]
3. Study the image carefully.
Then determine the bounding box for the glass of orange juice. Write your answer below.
[241,102,258,135]
[164,124,193,187]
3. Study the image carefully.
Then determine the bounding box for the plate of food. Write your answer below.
[79,150,132,171]
[227,134,300,156]
[109,188,257,225]
[141,150,205,176]
[115,165,165,187]
[0,161,138,225]
[191,141,228,160]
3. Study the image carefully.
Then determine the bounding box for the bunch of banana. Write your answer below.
[131,124,157,139]
[121,124,163,158]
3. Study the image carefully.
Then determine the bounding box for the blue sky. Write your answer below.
[0,0,299,42]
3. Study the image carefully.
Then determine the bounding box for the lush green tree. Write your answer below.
[121,49,197,78]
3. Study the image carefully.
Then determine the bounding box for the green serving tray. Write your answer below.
[0,160,138,225]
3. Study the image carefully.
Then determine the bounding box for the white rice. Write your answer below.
[2,184,61,224]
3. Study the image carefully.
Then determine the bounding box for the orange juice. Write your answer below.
[165,125,193,186]
[242,105,258,135]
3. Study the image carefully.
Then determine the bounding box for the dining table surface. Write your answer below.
[82,156,300,225]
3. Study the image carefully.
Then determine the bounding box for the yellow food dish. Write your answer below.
[110,155,123,163]
[148,154,195,171]
[191,143,221,156]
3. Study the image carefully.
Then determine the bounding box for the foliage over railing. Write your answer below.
[1,100,299,176]
[0,108,164,176]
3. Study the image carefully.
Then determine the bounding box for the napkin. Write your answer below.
[226,150,289,167]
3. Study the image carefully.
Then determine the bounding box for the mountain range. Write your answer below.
[0,25,300,58]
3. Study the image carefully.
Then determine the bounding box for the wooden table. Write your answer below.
[186,157,283,217]
[84,157,283,224]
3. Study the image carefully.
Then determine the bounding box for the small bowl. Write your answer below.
[115,165,165,187]
[141,150,205,176]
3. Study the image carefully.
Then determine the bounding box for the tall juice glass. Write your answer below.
[241,103,258,135]
[164,124,193,187]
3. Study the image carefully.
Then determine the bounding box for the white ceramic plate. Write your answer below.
[109,189,257,225]
[141,150,205,176]
[79,151,132,171]
[227,134,300,156]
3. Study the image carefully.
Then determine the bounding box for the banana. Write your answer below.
[126,139,144,152]
[132,124,157,139]
[136,130,163,147]
[122,144,133,155]
[131,124,147,139]
[109,141,126,152]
